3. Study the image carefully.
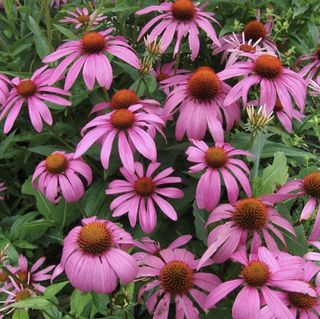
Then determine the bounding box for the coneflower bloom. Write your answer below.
[151,61,190,95]
[220,53,307,115]
[51,216,138,294]
[74,105,164,173]
[276,172,320,241]
[197,193,296,267]
[60,7,107,29]
[0,181,6,201]
[186,140,252,211]
[205,247,316,319]
[213,32,266,67]
[32,151,92,203]
[0,74,10,107]
[297,46,320,81]
[136,0,221,60]
[137,247,221,318]
[6,255,54,293]
[133,235,192,262]
[90,88,162,116]
[105,162,183,233]
[43,29,140,91]
[260,260,320,319]
[163,66,240,141]
[0,66,71,133]
[244,104,274,134]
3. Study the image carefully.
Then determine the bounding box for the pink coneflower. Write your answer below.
[133,235,192,262]
[213,32,266,67]
[309,75,320,96]
[0,74,10,107]
[6,255,54,293]
[186,139,252,211]
[32,151,92,203]
[43,29,140,91]
[260,260,320,319]
[197,193,296,267]
[136,0,221,60]
[74,105,164,173]
[297,46,320,81]
[50,0,70,8]
[51,216,137,294]
[137,247,221,318]
[0,181,6,201]
[105,162,183,233]
[0,66,71,133]
[60,7,107,29]
[163,66,240,141]
[90,88,162,117]
[205,247,316,319]
[220,53,307,115]
[151,61,190,95]
[276,172,320,241]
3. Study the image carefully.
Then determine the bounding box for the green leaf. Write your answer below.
[13,309,29,319]
[12,297,51,310]
[258,152,288,196]
[249,132,268,178]
[53,24,78,40]
[70,289,91,316]
[44,281,69,299]
[193,202,207,245]
[28,16,50,58]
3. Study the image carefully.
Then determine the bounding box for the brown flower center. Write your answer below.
[205,147,228,169]
[159,260,194,295]
[156,73,169,83]
[15,289,31,302]
[171,0,196,21]
[316,47,320,61]
[110,89,139,110]
[45,153,68,174]
[288,285,318,309]
[234,198,269,230]
[254,55,282,79]
[17,80,37,97]
[78,221,112,255]
[244,20,266,42]
[241,261,270,287]
[134,177,155,196]
[0,271,8,282]
[239,44,255,53]
[304,172,320,198]
[77,14,90,24]
[274,97,283,112]
[188,67,221,101]
[110,109,135,130]
[82,32,106,53]
[17,271,28,283]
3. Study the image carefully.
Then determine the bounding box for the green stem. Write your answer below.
[84,0,105,33]
[48,127,74,151]
[75,201,88,218]
[44,0,53,50]
[174,52,181,74]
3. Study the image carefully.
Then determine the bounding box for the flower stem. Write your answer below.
[44,0,53,50]
[84,0,105,33]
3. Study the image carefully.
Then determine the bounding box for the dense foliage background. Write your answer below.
[0,0,320,318]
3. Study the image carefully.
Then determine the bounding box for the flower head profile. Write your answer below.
[309,75,320,96]
[260,260,320,319]
[277,172,320,240]
[90,88,163,117]
[198,193,296,267]
[106,162,183,233]
[43,29,140,91]
[32,151,92,203]
[74,105,164,173]
[52,217,137,294]
[137,247,221,318]
[50,0,70,8]
[60,7,107,29]
[7,255,54,292]
[297,46,320,81]
[0,66,71,133]
[205,247,316,319]
[163,66,240,141]
[136,0,221,60]
[186,140,252,211]
[0,74,10,107]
